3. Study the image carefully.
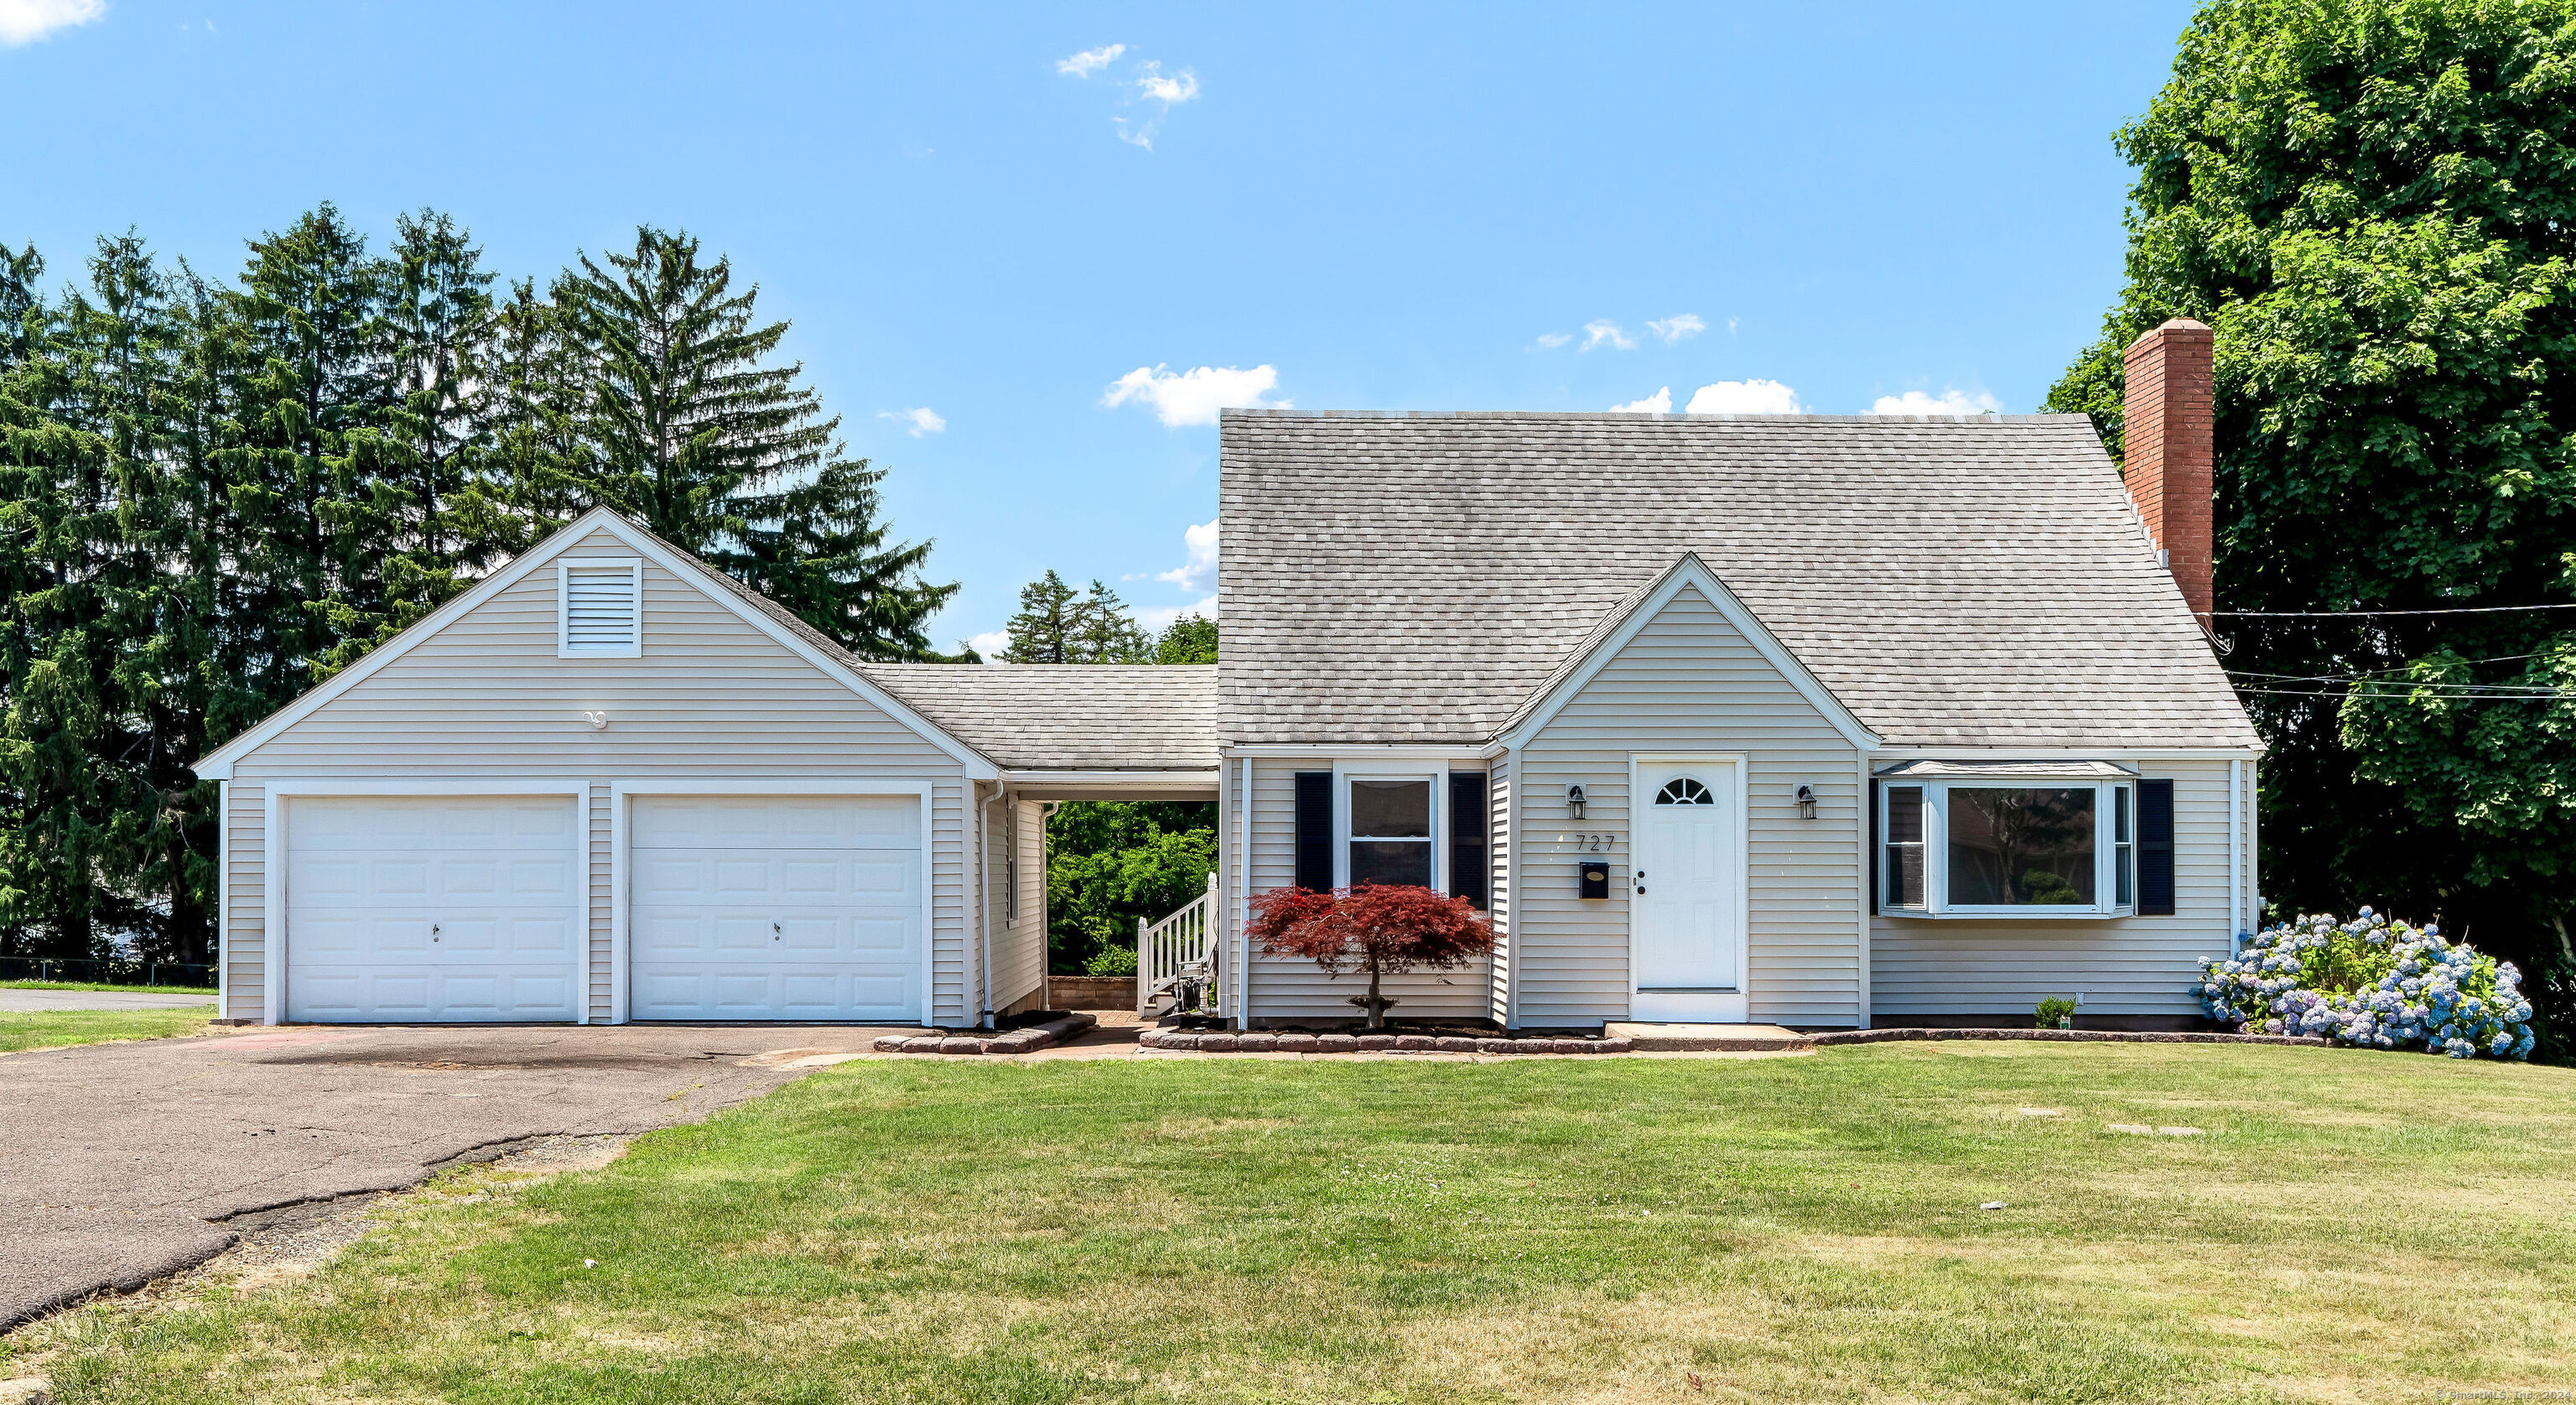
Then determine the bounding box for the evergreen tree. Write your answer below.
[715,458,959,658]
[1072,580,1150,663]
[552,226,828,554]
[483,278,593,548]
[1001,570,1082,663]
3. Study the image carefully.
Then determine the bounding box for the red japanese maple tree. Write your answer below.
[1245,883,1493,1029]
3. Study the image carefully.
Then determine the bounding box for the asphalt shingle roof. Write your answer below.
[854,663,1220,772]
[1218,409,2258,750]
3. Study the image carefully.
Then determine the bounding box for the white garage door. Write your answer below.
[628,796,923,1022]
[284,796,582,1023]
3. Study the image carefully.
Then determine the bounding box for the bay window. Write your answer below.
[1877,764,2145,918]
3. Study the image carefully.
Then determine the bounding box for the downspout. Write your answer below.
[1233,755,1251,1030]
[979,785,1001,1028]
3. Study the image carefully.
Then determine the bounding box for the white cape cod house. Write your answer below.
[196,321,2258,1031]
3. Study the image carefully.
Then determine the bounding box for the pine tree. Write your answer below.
[1002,570,1082,662]
[715,459,959,658]
[552,227,831,554]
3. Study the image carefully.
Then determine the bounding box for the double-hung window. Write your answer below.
[1348,778,1435,887]
[1877,762,2142,918]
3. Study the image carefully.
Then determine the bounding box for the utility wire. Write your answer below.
[2210,604,2576,617]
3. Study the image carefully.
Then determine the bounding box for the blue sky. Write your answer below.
[3,0,2194,654]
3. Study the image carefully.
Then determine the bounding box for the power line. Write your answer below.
[2211,604,2576,617]
[2234,684,2573,701]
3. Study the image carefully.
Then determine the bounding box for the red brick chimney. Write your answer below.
[2121,318,2215,620]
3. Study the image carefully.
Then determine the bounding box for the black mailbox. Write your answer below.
[1579,861,1611,899]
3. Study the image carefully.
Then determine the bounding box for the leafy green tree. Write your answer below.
[1153,611,1217,664]
[1044,802,1216,973]
[2046,0,2576,1054]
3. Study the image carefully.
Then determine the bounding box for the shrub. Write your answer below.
[2197,908,2535,1059]
[2034,996,2078,1028]
[1245,883,1493,1029]
[1083,944,1138,978]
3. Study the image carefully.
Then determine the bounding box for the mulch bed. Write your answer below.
[1140,1028,1629,1054]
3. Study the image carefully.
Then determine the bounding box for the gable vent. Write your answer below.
[559,559,641,656]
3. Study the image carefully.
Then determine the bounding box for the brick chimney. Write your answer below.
[2121,318,2215,619]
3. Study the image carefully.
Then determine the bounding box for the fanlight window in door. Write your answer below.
[1654,778,1714,806]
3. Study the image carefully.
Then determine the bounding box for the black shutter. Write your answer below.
[1449,772,1489,908]
[1867,777,1880,915]
[2137,778,2175,916]
[1294,771,1333,892]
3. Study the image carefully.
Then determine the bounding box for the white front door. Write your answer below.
[284,796,581,1023]
[1630,758,1748,1022]
[627,795,923,1022]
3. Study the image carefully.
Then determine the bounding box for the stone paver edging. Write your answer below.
[873,1012,1098,1056]
[1139,1029,1633,1054]
[1809,1027,2329,1049]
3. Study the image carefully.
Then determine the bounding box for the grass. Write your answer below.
[0,1004,216,1054]
[21,1043,2576,1403]
[0,980,219,994]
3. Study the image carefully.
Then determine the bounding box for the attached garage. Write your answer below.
[624,794,926,1023]
[281,794,583,1023]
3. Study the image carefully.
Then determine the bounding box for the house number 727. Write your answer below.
[1566,833,1614,851]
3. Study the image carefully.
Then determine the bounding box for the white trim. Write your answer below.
[1853,748,1871,1029]
[556,556,643,658]
[2246,756,2262,935]
[194,507,1000,783]
[215,780,230,1019]
[1625,753,1750,1022]
[259,781,588,1027]
[998,769,1222,792]
[1223,744,1485,761]
[1231,755,1250,1028]
[1331,763,1443,892]
[2228,757,2243,942]
[609,779,937,1028]
[1868,747,2262,761]
[1503,745,1522,1028]
[978,783,1000,1028]
[1498,557,1881,752]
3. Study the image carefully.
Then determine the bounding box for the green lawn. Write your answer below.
[23,1044,2576,1403]
[0,980,219,994]
[0,1005,216,1054]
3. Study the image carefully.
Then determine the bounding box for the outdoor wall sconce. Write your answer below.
[1566,784,1587,820]
[582,710,609,730]
[1795,784,1817,820]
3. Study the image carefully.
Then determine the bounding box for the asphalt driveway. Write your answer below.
[0,1022,904,1330]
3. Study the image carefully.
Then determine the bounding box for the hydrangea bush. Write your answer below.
[2197,908,2534,1059]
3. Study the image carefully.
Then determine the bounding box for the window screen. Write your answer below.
[1349,778,1432,887]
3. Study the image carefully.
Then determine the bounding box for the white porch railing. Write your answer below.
[1137,872,1220,1018]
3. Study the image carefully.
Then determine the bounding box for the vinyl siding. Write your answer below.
[221,783,266,1021]
[1238,757,1493,1022]
[224,527,973,1023]
[1517,584,1864,1028]
[989,798,1046,1012]
[1871,757,2242,1017]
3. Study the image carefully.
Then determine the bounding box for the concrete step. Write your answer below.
[1601,1022,1810,1052]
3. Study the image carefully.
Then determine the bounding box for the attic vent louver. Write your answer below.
[559,559,641,657]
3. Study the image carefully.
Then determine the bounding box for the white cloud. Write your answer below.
[1609,387,1673,414]
[1135,60,1199,105]
[1685,379,1802,414]
[1581,320,1635,352]
[966,628,1011,662]
[1871,388,2004,417]
[878,406,946,437]
[1726,315,1740,336]
[1114,117,1155,149]
[1,0,105,44]
[1134,596,1218,631]
[1646,314,1706,346]
[1104,364,1287,427]
[1155,518,1218,592]
[1533,331,1572,349]
[1057,43,1124,76]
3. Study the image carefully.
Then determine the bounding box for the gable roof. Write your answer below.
[855,664,1218,772]
[193,507,1001,781]
[1218,409,2259,751]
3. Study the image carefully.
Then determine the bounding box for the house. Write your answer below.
[195,319,2259,1030]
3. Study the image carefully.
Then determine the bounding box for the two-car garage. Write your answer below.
[276,792,925,1025]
